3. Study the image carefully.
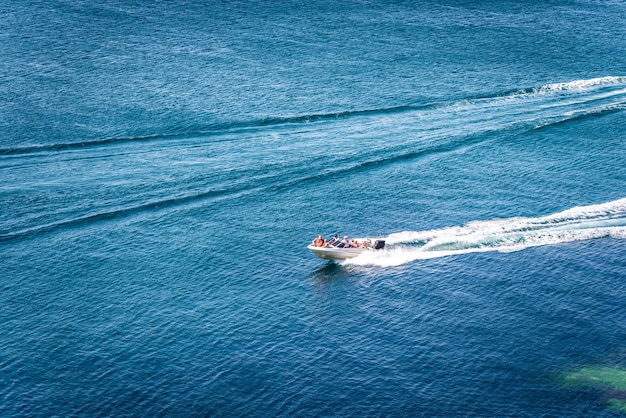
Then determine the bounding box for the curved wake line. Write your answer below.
[531,104,625,131]
[0,105,422,157]
[272,130,500,191]
[2,76,624,157]
[345,198,626,267]
[0,133,173,156]
[0,184,266,243]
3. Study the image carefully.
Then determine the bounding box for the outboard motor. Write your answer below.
[373,240,385,250]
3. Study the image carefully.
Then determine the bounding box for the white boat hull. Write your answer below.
[307,245,367,260]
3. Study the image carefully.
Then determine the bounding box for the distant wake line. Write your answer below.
[1,76,624,157]
[346,198,626,267]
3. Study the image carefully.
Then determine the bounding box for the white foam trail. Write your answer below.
[534,76,626,93]
[401,76,626,143]
[345,198,626,267]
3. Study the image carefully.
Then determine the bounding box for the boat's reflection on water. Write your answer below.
[308,261,351,284]
[308,261,385,295]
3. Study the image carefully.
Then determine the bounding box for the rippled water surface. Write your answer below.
[1,0,625,416]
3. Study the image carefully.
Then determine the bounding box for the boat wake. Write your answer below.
[3,76,624,156]
[345,198,626,267]
[2,77,625,242]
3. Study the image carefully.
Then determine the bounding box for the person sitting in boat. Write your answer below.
[326,234,339,247]
[335,236,350,248]
[350,239,359,248]
[312,235,325,247]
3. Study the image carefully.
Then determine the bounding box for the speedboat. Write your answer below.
[308,240,385,261]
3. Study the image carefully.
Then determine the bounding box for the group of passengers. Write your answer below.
[311,234,372,249]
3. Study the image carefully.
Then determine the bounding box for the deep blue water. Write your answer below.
[1,0,626,416]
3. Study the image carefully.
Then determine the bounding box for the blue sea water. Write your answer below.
[1,0,626,416]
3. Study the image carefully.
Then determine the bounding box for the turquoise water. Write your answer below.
[1,1,626,416]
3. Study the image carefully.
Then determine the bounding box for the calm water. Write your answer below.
[1,0,626,416]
